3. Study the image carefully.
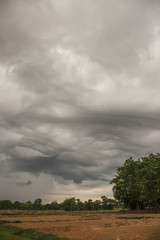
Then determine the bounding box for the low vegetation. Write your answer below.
[0,211,160,240]
[0,223,69,240]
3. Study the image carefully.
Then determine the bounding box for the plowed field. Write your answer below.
[0,210,160,240]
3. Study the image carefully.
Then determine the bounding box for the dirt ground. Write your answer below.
[0,210,160,240]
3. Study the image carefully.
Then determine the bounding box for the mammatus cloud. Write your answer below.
[0,0,160,202]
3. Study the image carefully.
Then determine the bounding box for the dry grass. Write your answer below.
[0,210,160,240]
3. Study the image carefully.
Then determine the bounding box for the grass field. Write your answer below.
[0,223,69,240]
[0,210,160,240]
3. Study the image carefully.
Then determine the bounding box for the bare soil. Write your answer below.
[0,210,160,240]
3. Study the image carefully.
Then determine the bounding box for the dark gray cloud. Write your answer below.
[0,0,160,202]
[16,180,32,187]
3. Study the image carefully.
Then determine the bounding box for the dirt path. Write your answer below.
[0,210,160,240]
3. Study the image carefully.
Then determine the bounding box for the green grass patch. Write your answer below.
[0,223,69,240]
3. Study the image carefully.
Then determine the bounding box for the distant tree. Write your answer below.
[23,201,33,210]
[50,201,60,210]
[101,196,118,210]
[13,201,22,209]
[101,196,108,210]
[106,198,118,210]
[44,203,51,210]
[93,200,101,210]
[33,198,42,210]
[62,198,76,211]
[76,199,84,211]
[84,199,94,210]
[0,200,13,210]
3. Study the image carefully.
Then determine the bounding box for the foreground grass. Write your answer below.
[0,223,69,240]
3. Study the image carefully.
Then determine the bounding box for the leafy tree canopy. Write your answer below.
[110,153,160,210]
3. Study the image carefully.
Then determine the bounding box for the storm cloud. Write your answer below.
[16,180,32,187]
[0,0,160,202]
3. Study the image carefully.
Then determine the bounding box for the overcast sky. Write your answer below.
[0,0,160,203]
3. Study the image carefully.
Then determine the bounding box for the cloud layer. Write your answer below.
[0,0,160,202]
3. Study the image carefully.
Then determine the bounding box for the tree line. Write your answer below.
[0,196,118,211]
[110,153,160,211]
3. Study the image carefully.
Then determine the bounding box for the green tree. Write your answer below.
[23,201,33,210]
[110,153,160,210]
[101,196,118,210]
[84,199,94,210]
[13,201,22,209]
[93,200,101,210]
[62,198,76,211]
[110,157,142,210]
[76,199,84,211]
[33,198,42,210]
[50,201,60,210]
[101,196,108,210]
[139,153,160,210]
[0,200,13,209]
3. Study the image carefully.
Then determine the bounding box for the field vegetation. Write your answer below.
[0,222,69,240]
[0,210,160,240]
